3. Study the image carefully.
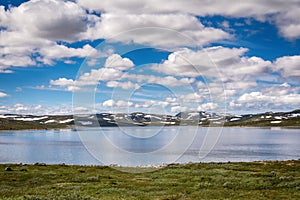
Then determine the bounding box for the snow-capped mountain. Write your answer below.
[0,109,299,130]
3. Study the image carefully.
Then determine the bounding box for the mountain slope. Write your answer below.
[0,109,299,130]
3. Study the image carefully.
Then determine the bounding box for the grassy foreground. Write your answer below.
[0,160,299,200]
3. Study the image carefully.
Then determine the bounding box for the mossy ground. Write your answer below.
[0,160,299,199]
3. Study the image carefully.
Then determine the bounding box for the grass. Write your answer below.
[0,160,299,199]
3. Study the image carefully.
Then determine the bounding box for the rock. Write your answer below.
[270,171,277,177]
[223,182,233,188]
[34,162,46,166]
[5,167,13,171]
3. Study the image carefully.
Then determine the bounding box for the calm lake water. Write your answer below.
[0,127,299,166]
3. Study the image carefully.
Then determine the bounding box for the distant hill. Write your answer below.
[0,109,299,130]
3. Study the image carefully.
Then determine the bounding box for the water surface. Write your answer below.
[0,127,299,166]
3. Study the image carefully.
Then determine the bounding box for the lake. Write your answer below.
[0,127,299,166]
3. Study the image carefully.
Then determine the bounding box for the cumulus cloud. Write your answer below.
[0,54,36,71]
[82,13,231,48]
[39,44,99,61]
[274,55,300,78]
[0,103,74,115]
[0,0,87,42]
[0,0,101,71]
[49,78,81,91]
[0,0,233,72]
[50,78,75,87]
[49,68,124,90]
[179,93,204,103]
[274,6,300,39]
[152,46,272,80]
[76,0,284,16]
[106,81,140,90]
[123,74,195,87]
[238,92,300,105]
[49,54,135,90]
[3,0,298,73]
[170,106,188,113]
[77,0,300,39]
[197,102,219,111]
[104,54,134,71]
[133,100,171,109]
[230,83,300,111]
[102,99,133,108]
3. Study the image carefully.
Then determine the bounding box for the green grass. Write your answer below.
[0,160,299,199]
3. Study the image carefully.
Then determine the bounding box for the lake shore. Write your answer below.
[1,124,300,131]
[1,160,299,199]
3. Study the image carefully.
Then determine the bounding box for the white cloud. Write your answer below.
[0,0,87,42]
[0,54,35,70]
[223,81,257,91]
[224,89,237,96]
[50,78,75,87]
[87,59,99,67]
[152,46,272,79]
[123,74,195,87]
[238,92,300,105]
[82,13,231,48]
[102,99,115,107]
[3,0,298,73]
[34,105,42,110]
[39,44,99,60]
[49,54,134,90]
[106,81,140,90]
[63,60,76,65]
[197,102,218,111]
[274,55,300,78]
[104,54,134,70]
[0,92,8,98]
[76,0,281,16]
[231,83,300,111]
[49,68,124,90]
[139,100,170,108]
[77,0,300,39]
[0,0,101,71]
[170,106,188,113]
[79,68,124,84]
[14,103,24,107]
[274,7,300,39]
[179,93,204,103]
[66,86,81,92]
[116,100,134,107]
[102,99,133,108]
[0,103,75,115]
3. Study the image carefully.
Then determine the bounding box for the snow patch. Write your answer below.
[270,121,282,124]
[161,121,176,125]
[44,120,57,124]
[0,115,19,118]
[59,119,74,124]
[230,118,241,122]
[14,116,48,121]
[288,113,300,118]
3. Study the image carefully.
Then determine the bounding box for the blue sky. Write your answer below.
[0,0,299,115]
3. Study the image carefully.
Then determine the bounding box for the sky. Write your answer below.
[0,0,300,115]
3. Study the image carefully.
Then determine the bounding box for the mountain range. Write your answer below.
[0,110,299,130]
